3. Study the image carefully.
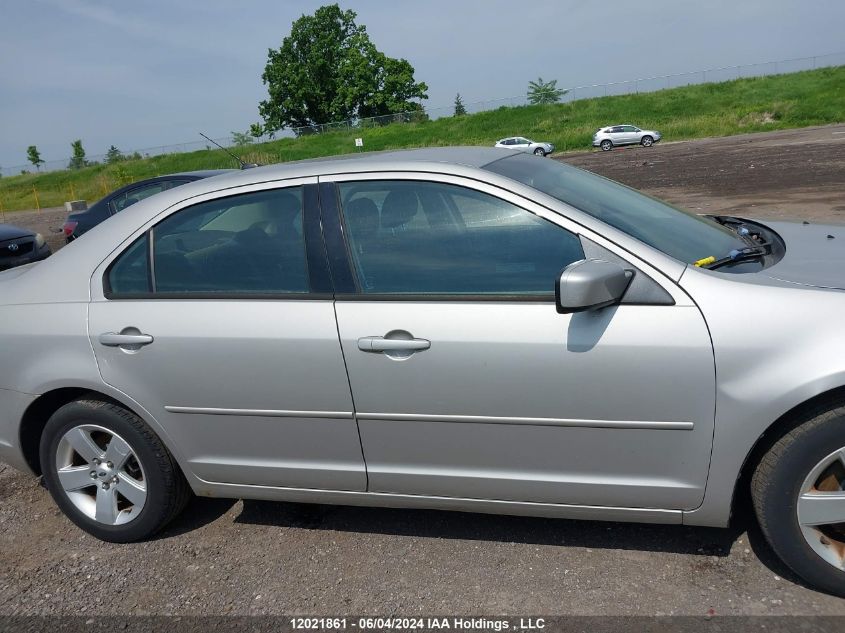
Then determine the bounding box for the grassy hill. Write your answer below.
[1,65,843,213]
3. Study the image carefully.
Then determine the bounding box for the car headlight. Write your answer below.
[35,233,46,248]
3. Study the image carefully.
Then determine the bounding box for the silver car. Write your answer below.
[1,148,844,596]
[494,136,554,156]
[593,124,662,151]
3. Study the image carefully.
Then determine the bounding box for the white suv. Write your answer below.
[593,125,662,151]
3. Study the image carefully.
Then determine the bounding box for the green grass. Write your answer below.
[2,65,844,213]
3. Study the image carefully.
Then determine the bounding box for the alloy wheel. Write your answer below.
[797,446,845,570]
[54,424,147,526]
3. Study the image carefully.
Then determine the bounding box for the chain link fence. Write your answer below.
[3,51,844,178]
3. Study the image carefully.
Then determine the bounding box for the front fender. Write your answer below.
[680,267,845,526]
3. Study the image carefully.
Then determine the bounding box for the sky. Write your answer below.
[1,0,844,170]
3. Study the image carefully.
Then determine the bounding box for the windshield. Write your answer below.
[484,153,746,264]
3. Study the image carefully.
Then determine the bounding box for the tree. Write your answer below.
[249,123,264,139]
[527,77,567,105]
[230,130,254,146]
[68,139,86,169]
[259,4,428,131]
[453,93,467,116]
[106,145,124,164]
[27,145,44,170]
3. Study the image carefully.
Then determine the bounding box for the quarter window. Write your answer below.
[107,187,309,296]
[339,181,584,295]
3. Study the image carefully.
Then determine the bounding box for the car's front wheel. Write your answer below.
[641,135,654,147]
[600,140,613,151]
[533,147,546,157]
[40,398,190,542]
[752,403,845,597]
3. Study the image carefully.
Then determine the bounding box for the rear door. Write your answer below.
[89,180,367,491]
[322,174,716,511]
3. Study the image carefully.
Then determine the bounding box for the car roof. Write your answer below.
[116,169,234,188]
[170,169,235,178]
[183,147,517,189]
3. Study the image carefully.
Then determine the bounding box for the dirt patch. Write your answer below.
[556,123,845,224]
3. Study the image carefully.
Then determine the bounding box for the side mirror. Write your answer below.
[555,259,633,314]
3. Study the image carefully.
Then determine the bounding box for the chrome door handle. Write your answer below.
[358,336,431,352]
[98,332,154,347]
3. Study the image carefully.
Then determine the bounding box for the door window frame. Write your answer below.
[318,172,687,304]
[93,177,333,301]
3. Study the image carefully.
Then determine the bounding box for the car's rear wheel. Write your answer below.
[600,140,613,151]
[751,404,845,597]
[39,398,190,542]
[533,148,546,156]
[641,135,654,147]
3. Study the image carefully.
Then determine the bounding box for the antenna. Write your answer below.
[199,132,259,169]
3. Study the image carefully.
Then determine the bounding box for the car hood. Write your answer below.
[0,223,33,241]
[759,220,845,290]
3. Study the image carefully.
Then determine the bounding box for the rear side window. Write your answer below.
[339,180,583,295]
[110,182,168,213]
[107,187,309,296]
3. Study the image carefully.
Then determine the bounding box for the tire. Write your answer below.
[533,148,546,156]
[641,135,654,147]
[751,404,845,597]
[39,398,191,542]
[600,140,613,151]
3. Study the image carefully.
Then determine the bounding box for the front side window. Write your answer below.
[339,180,584,295]
[107,187,308,296]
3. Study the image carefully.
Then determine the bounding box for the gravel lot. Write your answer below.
[2,125,845,617]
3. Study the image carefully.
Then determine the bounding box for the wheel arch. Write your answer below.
[730,385,845,522]
[18,386,190,482]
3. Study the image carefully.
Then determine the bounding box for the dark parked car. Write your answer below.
[0,224,51,271]
[62,170,232,241]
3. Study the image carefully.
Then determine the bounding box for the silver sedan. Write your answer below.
[593,124,662,150]
[494,136,555,156]
[0,147,843,596]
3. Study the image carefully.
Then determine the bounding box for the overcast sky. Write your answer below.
[1,0,844,169]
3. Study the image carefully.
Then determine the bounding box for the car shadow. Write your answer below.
[233,498,744,557]
[155,496,238,539]
[158,495,825,592]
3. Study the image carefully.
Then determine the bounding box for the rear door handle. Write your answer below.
[357,336,431,352]
[98,332,154,347]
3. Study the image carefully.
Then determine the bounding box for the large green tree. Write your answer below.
[258,4,428,132]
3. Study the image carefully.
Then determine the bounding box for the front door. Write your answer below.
[89,181,367,491]
[326,176,716,510]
